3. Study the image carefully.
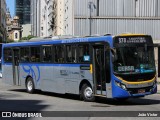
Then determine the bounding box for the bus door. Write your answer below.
[12,48,20,86]
[92,43,111,97]
[93,44,107,96]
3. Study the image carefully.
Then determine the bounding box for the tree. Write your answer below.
[6,38,14,43]
[20,35,36,41]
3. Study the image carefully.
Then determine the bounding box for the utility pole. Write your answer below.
[88,2,96,36]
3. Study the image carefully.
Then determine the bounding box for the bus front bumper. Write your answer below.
[112,84,157,98]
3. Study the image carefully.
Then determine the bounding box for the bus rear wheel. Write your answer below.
[81,84,95,102]
[26,77,35,93]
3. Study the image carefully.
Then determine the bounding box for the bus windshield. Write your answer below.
[113,45,156,74]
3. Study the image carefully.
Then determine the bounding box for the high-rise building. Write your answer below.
[31,0,54,37]
[15,0,31,24]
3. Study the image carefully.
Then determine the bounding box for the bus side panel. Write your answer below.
[2,65,14,85]
[19,65,26,88]
[65,66,80,94]
[41,65,55,92]
[53,65,70,94]
[19,64,42,89]
[65,66,93,95]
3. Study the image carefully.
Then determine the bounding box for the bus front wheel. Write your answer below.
[81,84,95,102]
[26,77,35,93]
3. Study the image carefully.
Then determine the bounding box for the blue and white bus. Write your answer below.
[2,34,157,101]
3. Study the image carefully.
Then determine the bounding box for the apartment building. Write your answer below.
[31,0,54,37]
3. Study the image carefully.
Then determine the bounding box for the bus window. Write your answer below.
[66,45,77,63]
[20,47,30,62]
[54,45,65,63]
[42,45,52,63]
[72,45,77,63]
[4,48,12,63]
[30,47,40,62]
[78,44,90,63]
[66,45,72,63]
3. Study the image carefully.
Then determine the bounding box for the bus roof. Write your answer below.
[3,35,113,47]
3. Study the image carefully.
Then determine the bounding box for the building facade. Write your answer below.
[74,0,160,40]
[0,0,7,43]
[6,10,22,42]
[16,0,31,24]
[30,0,160,40]
[31,0,54,37]
[52,0,74,36]
[22,24,31,37]
[30,0,40,37]
[41,0,54,37]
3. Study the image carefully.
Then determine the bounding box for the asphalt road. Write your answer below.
[0,78,160,120]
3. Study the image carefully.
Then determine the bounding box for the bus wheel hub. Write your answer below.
[85,87,93,98]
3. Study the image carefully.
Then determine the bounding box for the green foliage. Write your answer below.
[20,35,36,41]
[6,38,14,43]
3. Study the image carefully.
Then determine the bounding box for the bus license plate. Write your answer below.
[138,89,145,93]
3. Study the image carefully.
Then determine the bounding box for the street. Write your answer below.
[0,78,160,120]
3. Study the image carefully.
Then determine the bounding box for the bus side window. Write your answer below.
[66,45,72,63]
[20,47,29,62]
[78,44,90,63]
[72,45,77,63]
[4,48,12,63]
[54,45,65,63]
[42,46,52,62]
[30,47,40,62]
[66,45,77,63]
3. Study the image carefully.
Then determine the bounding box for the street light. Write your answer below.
[88,2,96,36]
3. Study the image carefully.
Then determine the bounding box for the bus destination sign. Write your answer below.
[118,37,146,44]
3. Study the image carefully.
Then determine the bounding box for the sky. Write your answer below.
[6,0,15,18]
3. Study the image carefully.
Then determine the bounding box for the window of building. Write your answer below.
[15,33,18,39]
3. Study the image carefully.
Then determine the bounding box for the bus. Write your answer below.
[2,34,157,101]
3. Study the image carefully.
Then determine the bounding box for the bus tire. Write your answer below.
[26,77,35,93]
[81,84,95,102]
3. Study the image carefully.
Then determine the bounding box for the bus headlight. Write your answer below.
[121,84,127,90]
[115,81,127,90]
[115,81,121,87]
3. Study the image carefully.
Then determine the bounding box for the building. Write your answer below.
[31,0,74,37]
[15,0,31,24]
[0,0,7,43]
[31,0,54,37]
[6,10,22,42]
[52,0,74,36]
[30,0,40,37]
[40,0,54,37]
[74,0,160,40]
[31,0,160,40]
[22,24,31,38]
